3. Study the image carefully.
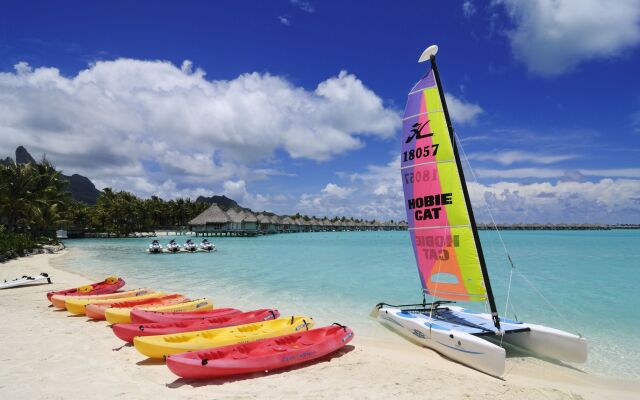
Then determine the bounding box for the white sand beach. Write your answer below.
[1,252,638,400]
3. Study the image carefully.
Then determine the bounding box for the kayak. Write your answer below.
[1,273,51,289]
[134,315,314,359]
[166,324,354,379]
[65,291,167,315]
[113,309,280,342]
[46,276,125,302]
[131,308,242,324]
[86,294,188,320]
[105,298,213,324]
[51,288,154,309]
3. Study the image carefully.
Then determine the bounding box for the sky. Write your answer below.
[1,0,639,223]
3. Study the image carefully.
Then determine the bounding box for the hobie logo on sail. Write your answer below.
[405,120,433,143]
[407,193,452,220]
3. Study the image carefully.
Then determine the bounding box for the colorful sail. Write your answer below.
[401,65,486,302]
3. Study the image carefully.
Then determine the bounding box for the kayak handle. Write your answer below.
[332,322,348,331]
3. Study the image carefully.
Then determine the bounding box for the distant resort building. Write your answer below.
[189,203,407,237]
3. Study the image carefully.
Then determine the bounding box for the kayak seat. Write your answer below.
[163,335,192,343]
[236,324,261,333]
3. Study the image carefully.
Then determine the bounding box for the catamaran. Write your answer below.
[371,45,587,377]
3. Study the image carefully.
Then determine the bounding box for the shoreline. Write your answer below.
[1,251,638,399]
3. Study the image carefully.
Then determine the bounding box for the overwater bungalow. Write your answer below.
[189,204,231,235]
[189,204,259,236]
[290,218,303,232]
[280,216,294,232]
[256,213,272,234]
[190,203,407,236]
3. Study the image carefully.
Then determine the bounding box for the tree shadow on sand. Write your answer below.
[165,345,356,388]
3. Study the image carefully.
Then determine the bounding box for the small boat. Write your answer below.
[166,240,181,253]
[371,44,587,377]
[166,324,354,379]
[86,293,188,320]
[131,308,242,324]
[183,239,197,252]
[51,288,155,309]
[147,240,163,254]
[1,273,51,289]
[46,276,125,302]
[199,239,216,252]
[105,298,213,324]
[133,316,314,359]
[112,309,281,342]
[64,291,167,315]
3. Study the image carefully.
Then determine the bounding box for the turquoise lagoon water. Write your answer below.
[54,230,640,379]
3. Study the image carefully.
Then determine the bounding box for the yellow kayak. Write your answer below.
[105,298,214,324]
[133,316,314,359]
[65,291,166,315]
[50,288,155,309]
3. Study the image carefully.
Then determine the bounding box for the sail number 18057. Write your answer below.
[403,144,439,162]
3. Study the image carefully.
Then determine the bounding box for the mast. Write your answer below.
[428,51,501,330]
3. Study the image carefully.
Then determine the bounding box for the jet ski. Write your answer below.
[199,239,216,252]
[148,240,163,254]
[184,239,197,252]
[166,240,181,253]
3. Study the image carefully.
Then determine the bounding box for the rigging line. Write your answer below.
[455,132,516,318]
[515,269,581,335]
[455,133,580,336]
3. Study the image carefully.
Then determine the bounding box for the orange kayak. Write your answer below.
[51,288,154,309]
[85,294,188,320]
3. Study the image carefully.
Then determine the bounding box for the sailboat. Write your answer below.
[370,45,587,377]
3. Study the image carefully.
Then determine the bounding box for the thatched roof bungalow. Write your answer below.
[189,204,231,233]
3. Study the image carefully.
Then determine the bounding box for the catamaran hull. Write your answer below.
[378,307,506,377]
[378,305,587,377]
[444,306,587,363]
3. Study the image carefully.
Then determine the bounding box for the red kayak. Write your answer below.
[130,307,242,324]
[46,277,125,302]
[112,309,280,342]
[166,324,354,379]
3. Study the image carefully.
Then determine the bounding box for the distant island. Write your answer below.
[476,223,640,230]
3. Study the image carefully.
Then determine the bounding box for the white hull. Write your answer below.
[441,306,587,363]
[1,273,52,289]
[377,306,587,377]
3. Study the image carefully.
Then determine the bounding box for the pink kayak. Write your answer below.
[166,324,354,379]
[130,307,241,323]
[47,277,125,302]
[112,309,280,342]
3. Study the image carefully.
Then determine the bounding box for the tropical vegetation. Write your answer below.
[0,159,210,259]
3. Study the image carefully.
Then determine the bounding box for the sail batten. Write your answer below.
[402,60,488,303]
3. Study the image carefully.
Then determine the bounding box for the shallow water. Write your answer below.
[55,230,640,378]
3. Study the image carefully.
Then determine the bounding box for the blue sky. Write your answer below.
[1,0,639,223]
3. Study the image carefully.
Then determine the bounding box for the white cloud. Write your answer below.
[0,59,399,197]
[463,1,477,18]
[297,157,404,220]
[321,183,353,198]
[294,156,640,223]
[471,150,578,165]
[477,167,640,179]
[290,0,314,13]
[445,92,483,124]
[468,179,640,223]
[278,15,290,25]
[496,0,640,76]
